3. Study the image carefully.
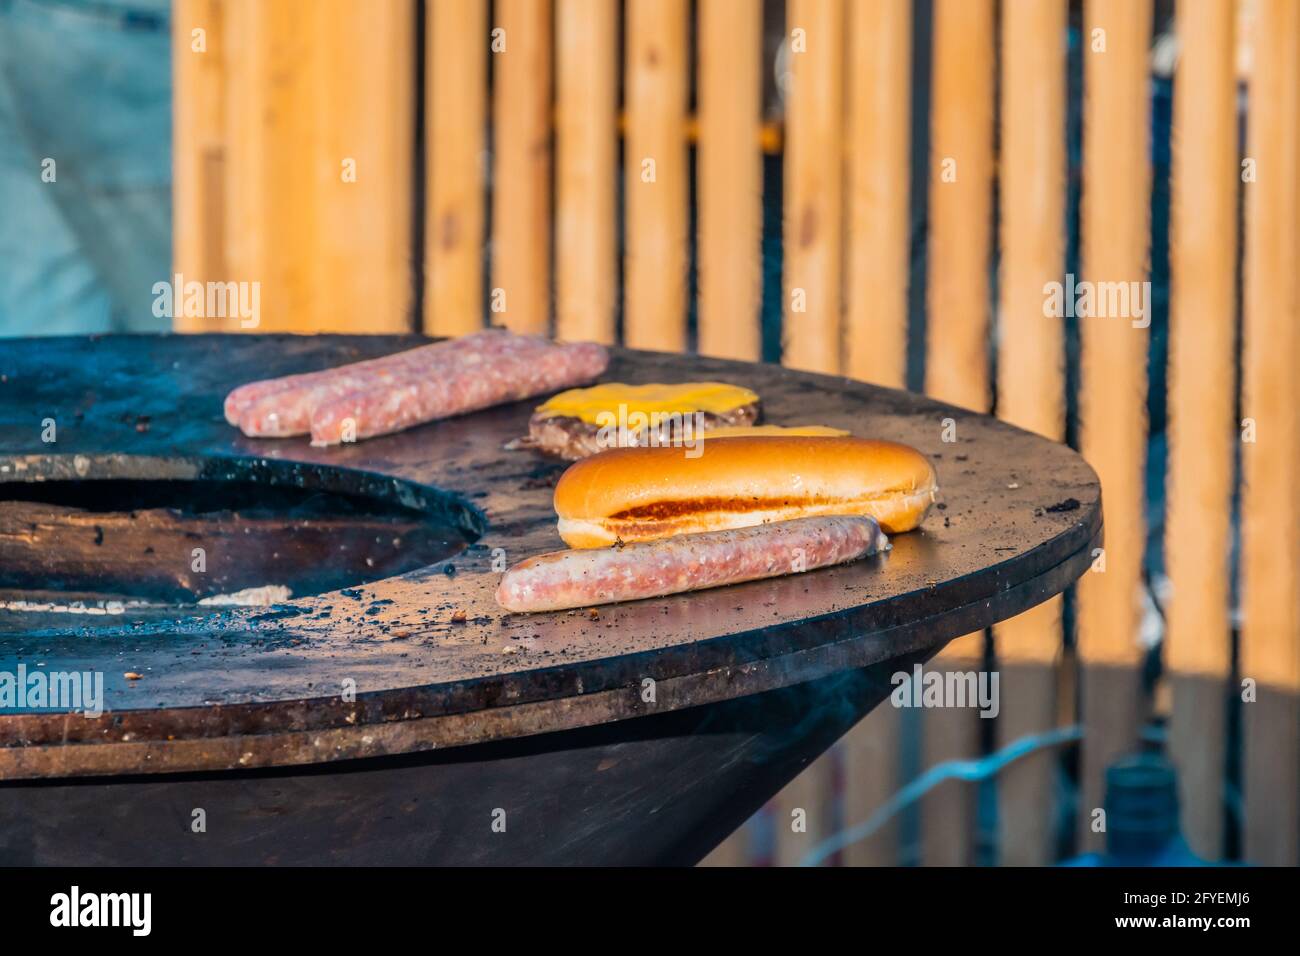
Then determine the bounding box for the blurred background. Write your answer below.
[0,0,1295,866]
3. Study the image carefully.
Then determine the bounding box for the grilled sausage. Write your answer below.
[236,331,555,438]
[224,329,524,431]
[495,514,888,612]
[308,340,609,446]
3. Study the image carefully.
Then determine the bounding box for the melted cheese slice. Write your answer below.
[699,424,850,439]
[535,382,759,424]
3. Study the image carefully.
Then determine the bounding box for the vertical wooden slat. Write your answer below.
[996,620,1063,865]
[218,0,274,330]
[1235,0,1259,81]
[192,0,413,333]
[844,0,911,388]
[1165,0,1238,862]
[624,0,688,350]
[230,0,319,330]
[775,0,848,839]
[172,0,227,317]
[994,0,1067,867]
[919,0,994,867]
[782,0,844,374]
[555,0,618,344]
[427,0,488,335]
[919,632,983,866]
[838,2,911,863]
[925,0,994,411]
[997,0,1066,442]
[1240,0,1300,867]
[1076,0,1152,851]
[313,0,416,333]
[697,0,763,361]
[492,0,553,336]
[772,749,837,866]
[842,707,901,865]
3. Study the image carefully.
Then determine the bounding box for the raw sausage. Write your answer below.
[229,331,578,438]
[233,330,553,437]
[495,514,888,612]
[309,340,610,446]
[225,329,523,427]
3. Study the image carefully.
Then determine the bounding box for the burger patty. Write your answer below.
[524,401,761,460]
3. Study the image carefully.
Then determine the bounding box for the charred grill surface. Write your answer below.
[0,479,469,604]
[0,335,1100,805]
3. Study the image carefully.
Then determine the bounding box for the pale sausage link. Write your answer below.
[228,330,546,436]
[309,341,610,446]
[226,329,513,425]
[495,514,888,612]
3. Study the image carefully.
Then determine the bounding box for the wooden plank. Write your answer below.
[772,747,838,866]
[427,0,488,336]
[239,0,320,331]
[491,0,553,336]
[624,0,688,350]
[996,602,1062,866]
[920,0,994,866]
[844,0,910,388]
[1243,693,1299,865]
[925,0,994,411]
[216,0,274,331]
[993,0,1067,867]
[841,704,901,865]
[1165,0,1238,862]
[311,0,416,334]
[1240,0,1300,867]
[920,631,983,866]
[997,656,1061,865]
[697,0,763,361]
[209,0,414,334]
[1236,0,1260,81]
[1169,677,1226,857]
[1075,0,1152,851]
[782,0,844,374]
[555,0,618,344]
[997,0,1066,441]
[172,0,227,321]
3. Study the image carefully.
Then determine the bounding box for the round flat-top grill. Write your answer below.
[0,335,1100,865]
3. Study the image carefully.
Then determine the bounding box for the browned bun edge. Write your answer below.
[553,436,938,546]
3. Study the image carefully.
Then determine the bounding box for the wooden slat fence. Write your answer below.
[172,0,1299,866]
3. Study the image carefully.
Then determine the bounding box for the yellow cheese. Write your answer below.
[535,382,759,424]
[700,424,850,439]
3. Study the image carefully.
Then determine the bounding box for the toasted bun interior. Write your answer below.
[553,436,938,547]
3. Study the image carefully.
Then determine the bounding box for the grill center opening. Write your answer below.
[0,477,473,608]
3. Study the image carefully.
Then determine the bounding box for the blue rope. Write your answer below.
[798,724,1084,867]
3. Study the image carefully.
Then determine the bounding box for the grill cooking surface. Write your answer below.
[0,477,470,603]
[0,335,1100,779]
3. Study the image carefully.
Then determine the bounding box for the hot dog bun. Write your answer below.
[554,436,937,548]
